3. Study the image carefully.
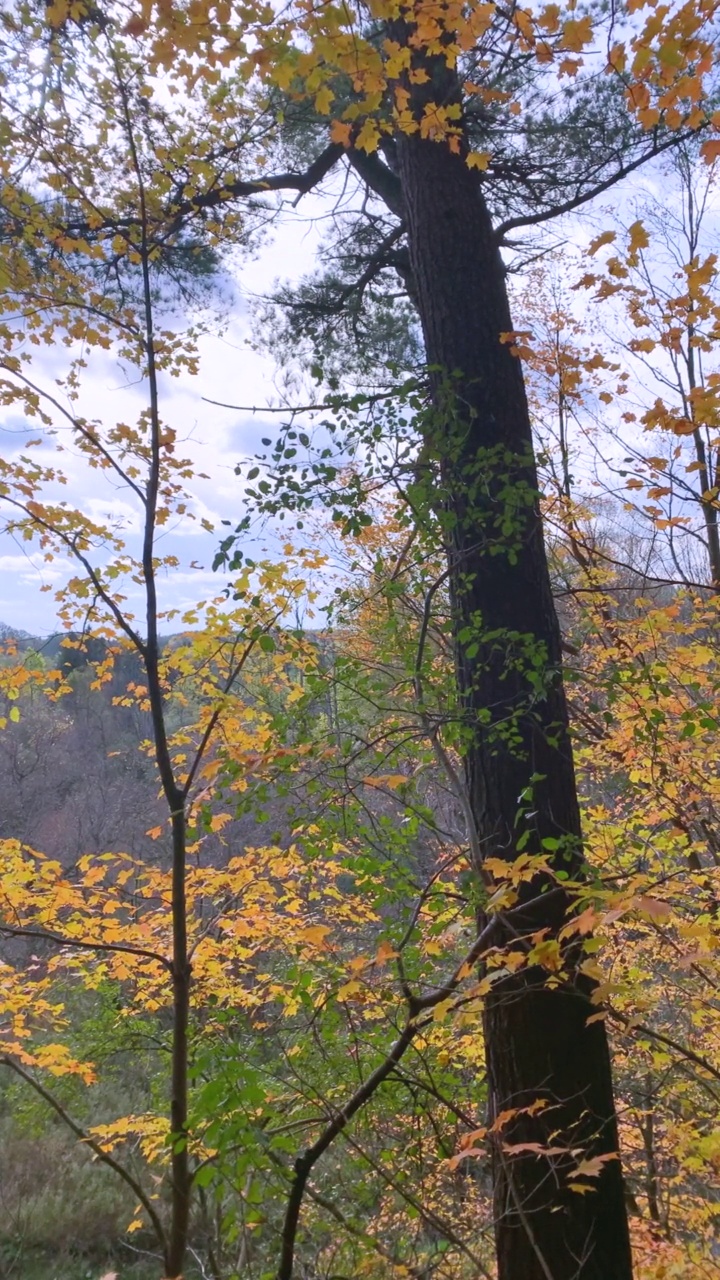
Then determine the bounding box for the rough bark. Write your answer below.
[393,75,634,1280]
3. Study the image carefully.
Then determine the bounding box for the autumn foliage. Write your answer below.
[2,1,720,1278]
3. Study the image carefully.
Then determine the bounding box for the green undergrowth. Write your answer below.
[0,1113,198,1280]
[0,1252,162,1280]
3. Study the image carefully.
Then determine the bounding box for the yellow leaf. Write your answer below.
[45,0,70,27]
[314,86,334,115]
[528,937,563,971]
[146,825,163,840]
[355,119,380,153]
[432,997,454,1021]
[562,15,593,50]
[627,219,649,254]
[337,979,363,1000]
[467,151,491,171]
[298,924,332,948]
[538,4,561,33]
[588,230,616,256]
[424,937,444,956]
[273,59,296,92]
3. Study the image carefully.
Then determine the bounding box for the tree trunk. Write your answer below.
[394,98,634,1280]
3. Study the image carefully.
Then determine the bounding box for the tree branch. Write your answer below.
[166,143,344,231]
[275,895,544,1278]
[347,150,405,219]
[0,922,172,971]
[494,130,703,241]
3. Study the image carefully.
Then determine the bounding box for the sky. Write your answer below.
[0,203,328,636]
[1,148,717,637]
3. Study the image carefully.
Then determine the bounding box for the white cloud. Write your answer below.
[0,210,327,636]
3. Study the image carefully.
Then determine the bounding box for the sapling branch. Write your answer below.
[0,365,147,506]
[0,922,172,971]
[0,1055,167,1255]
[276,902,525,1278]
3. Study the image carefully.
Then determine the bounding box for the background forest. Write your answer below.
[1,1,720,1279]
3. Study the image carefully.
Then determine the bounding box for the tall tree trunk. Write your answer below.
[393,82,634,1280]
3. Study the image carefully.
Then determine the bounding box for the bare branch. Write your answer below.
[495,130,703,242]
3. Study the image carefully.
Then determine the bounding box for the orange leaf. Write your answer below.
[635,895,672,920]
[362,773,407,790]
[701,139,720,164]
[330,121,353,147]
[376,940,397,963]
